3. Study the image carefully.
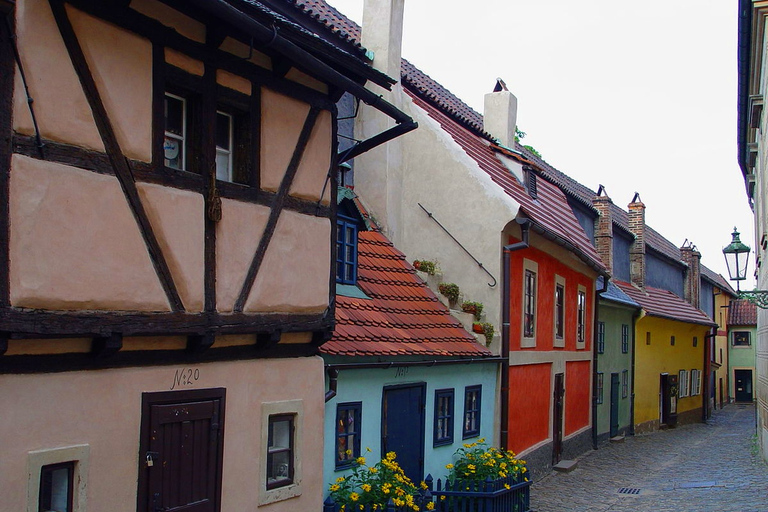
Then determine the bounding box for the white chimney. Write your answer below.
[361,0,405,80]
[483,80,518,148]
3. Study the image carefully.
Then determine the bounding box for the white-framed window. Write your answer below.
[521,259,538,348]
[164,92,187,171]
[553,275,565,347]
[678,370,690,398]
[215,110,234,181]
[260,400,303,505]
[27,445,89,512]
[690,369,702,396]
[596,373,604,404]
[576,285,587,349]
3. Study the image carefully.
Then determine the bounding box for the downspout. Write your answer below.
[704,331,716,422]
[325,368,339,403]
[630,309,644,435]
[185,0,417,163]
[591,276,610,450]
[500,217,532,451]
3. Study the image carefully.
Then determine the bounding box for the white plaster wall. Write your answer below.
[354,91,520,333]
[0,357,326,512]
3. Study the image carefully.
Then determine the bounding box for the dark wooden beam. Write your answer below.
[151,43,165,171]
[187,332,215,353]
[12,135,332,218]
[0,12,14,308]
[0,1,13,15]
[249,82,261,189]
[91,332,123,358]
[49,0,185,311]
[256,330,281,351]
[272,57,291,79]
[0,342,320,374]
[311,329,332,346]
[234,107,320,312]
[0,332,7,356]
[0,307,330,338]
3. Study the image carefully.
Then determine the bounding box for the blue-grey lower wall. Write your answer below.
[322,361,499,494]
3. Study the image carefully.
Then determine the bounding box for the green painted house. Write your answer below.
[728,299,757,403]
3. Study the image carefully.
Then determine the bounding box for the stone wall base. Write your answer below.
[521,429,594,482]
[634,407,703,434]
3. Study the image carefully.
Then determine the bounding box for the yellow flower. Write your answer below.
[345,449,352,456]
[504,484,511,490]
[445,463,454,469]
[467,464,476,471]
[369,467,378,473]
[350,492,359,502]
[359,506,364,511]
[366,447,372,452]
[426,502,435,510]
[387,451,397,460]
[356,456,366,465]
[420,481,429,490]
[361,484,372,492]
[329,484,340,492]
[336,477,346,483]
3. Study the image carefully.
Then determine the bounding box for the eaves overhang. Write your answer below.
[527,217,609,278]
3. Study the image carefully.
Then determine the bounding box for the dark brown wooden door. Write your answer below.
[138,389,225,512]
[552,373,564,465]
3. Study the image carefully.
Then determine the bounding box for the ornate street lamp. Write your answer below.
[723,227,768,307]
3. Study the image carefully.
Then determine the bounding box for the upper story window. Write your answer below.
[215,111,234,181]
[336,214,358,285]
[621,324,629,353]
[164,93,187,170]
[434,389,454,446]
[39,462,74,512]
[733,331,751,346]
[577,290,586,345]
[555,283,565,340]
[335,402,361,469]
[523,269,537,338]
[462,386,482,439]
[597,321,605,354]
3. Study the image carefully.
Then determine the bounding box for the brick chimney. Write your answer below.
[592,185,613,274]
[483,78,518,148]
[680,242,701,309]
[628,193,645,289]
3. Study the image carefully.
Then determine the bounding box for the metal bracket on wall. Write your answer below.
[738,290,768,309]
[417,202,497,287]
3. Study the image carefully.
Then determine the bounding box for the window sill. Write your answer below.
[520,337,536,349]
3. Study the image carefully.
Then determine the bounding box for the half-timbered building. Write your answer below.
[0,1,413,510]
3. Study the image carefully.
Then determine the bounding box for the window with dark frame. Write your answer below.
[336,214,358,285]
[678,370,689,398]
[267,414,294,490]
[733,331,751,346]
[622,369,628,398]
[577,290,586,344]
[434,389,454,446]
[335,403,361,469]
[555,283,564,339]
[524,269,536,338]
[596,373,604,404]
[39,461,74,512]
[597,321,605,354]
[621,324,629,353]
[462,386,482,439]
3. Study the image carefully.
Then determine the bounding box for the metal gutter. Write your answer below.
[500,217,532,450]
[737,0,753,177]
[185,0,417,163]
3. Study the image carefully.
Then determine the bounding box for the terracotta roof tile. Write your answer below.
[728,299,757,326]
[613,280,715,327]
[322,230,491,358]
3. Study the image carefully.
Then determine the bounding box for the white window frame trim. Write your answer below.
[259,399,304,506]
[576,285,587,350]
[215,110,234,182]
[164,92,187,171]
[521,259,538,348]
[678,369,690,398]
[553,274,566,348]
[27,444,89,512]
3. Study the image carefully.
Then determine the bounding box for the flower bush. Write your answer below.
[445,439,528,485]
[328,451,431,511]
[461,301,484,320]
[438,283,460,305]
[413,259,438,276]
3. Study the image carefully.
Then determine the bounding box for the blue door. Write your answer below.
[382,383,425,484]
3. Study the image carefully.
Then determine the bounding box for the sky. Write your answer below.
[326,0,757,289]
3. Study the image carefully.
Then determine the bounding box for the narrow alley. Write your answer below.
[531,404,768,512]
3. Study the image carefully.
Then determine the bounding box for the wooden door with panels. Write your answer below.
[138,389,225,512]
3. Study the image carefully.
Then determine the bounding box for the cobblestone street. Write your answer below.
[530,404,768,511]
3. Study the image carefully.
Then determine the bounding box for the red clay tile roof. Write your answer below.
[408,92,605,275]
[613,280,715,327]
[321,230,491,358]
[728,299,757,325]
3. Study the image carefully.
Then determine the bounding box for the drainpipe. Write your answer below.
[500,217,532,451]
[591,276,610,450]
[629,309,644,435]
[704,331,716,422]
[325,368,339,403]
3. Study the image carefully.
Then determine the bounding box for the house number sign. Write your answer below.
[170,368,200,390]
[394,366,409,378]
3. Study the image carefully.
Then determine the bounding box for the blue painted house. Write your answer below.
[320,191,497,491]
